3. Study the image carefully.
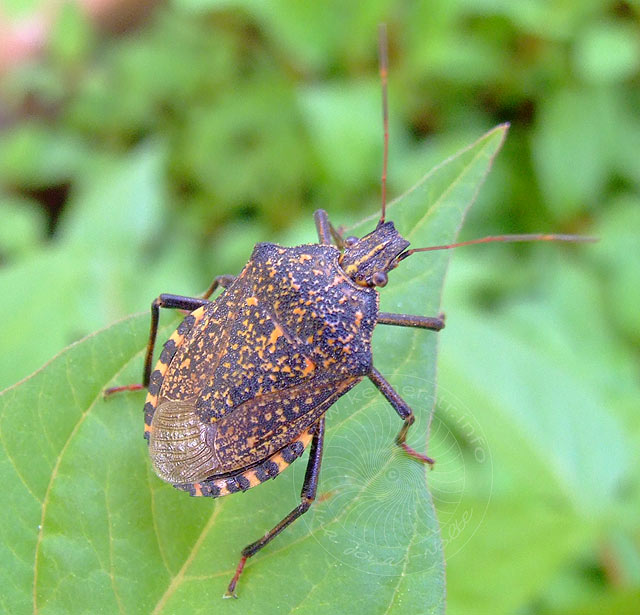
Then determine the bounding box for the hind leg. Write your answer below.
[225,418,326,598]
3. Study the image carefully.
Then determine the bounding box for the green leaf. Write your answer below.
[1,125,507,613]
[573,20,640,84]
[531,87,612,217]
[442,311,631,512]
[435,252,635,614]
[0,195,47,259]
[0,142,172,391]
[299,81,380,189]
[49,1,93,66]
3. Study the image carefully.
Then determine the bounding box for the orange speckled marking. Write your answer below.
[268,324,283,347]
[246,296,258,306]
[145,393,158,408]
[143,305,208,422]
[167,330,184,348]
[301,357,316,376]
[245,471,262,488]
[287,272,301,291]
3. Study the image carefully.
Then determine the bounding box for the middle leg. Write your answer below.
[368,367,435,466]
[225,417,326,598]
[104,293,210,396]
[314,209,346,247]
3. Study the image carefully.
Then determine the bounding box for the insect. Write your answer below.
[105,25,594,597]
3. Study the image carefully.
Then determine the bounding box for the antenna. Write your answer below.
[378,23,389,225]
[397,233,598,260]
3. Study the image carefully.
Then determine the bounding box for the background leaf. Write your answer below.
[0,126,507,614]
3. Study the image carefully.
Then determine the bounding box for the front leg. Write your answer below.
[314,209,346,247]
[105,272,235,397]
[201,274,236,300]
[104,293,211,395]
[368,367,435,466]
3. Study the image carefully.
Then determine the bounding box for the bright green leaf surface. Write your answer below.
[532,88,610,217]
[573,20,640,84]
[0,126,507,614]
[436,252,636,614]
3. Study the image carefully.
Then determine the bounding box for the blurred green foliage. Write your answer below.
[1,0,639,614]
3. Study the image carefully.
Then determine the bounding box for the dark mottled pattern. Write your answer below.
[263,460,279,478]
[159,338,178,365]
[236,475,251,491]
[143,402,155,441]
[177,314,196,335]
[147,369,164,396]
[200,482,220,497]
[252,463,270,483]
[225,478,240,493]
[281,441,305,464]
[155,243,378,477]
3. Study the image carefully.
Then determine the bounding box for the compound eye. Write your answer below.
[344,236,359,248]
[372,271,388,287]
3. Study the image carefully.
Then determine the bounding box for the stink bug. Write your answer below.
[105,25,595,597]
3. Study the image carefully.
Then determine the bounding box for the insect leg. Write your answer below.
[104,293,210,395]
[225,418,326,598]
[314,209,345,247]
[201,274,236,300]
[377,312,445,331]
[368,367,435,466]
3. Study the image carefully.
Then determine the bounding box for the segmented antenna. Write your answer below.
[397,233,598,260]
[378,23,389,225]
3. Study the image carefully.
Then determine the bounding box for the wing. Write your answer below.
[211,374,359,473]
[148,374,358,484]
